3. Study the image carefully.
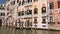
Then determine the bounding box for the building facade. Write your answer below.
[48,0,60,30]
[0,4,5,26]
[5,0,17,27]
[5,0,60,30]
[17,0,48,29]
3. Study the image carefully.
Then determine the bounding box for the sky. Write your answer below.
[0,0,6,4]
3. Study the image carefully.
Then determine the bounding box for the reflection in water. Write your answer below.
[0,27,60,34]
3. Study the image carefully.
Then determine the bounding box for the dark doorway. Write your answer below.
[0,19,2,26]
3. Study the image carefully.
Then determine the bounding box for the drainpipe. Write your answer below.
[47,0,49,30]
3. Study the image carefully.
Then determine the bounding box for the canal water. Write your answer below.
[0,26,60,34]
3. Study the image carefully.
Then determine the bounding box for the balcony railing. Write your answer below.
[18,14,32,18]
[42,13,47,16]
[25,2,32,6]
[18,16,24,18]
[0,10,5,13]
[42,24,47,27]
[47,9,60,15]
[18,14,38,18]
[24,14,32,18]
[11,0,14,1]
[48,9,54,15]
[33,14,38,17]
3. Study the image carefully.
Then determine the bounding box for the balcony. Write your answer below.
[25,2,32,6]
[18,14,32,19]
[41,24,47,28]
[24,15,32,18]
[42,13,47,16]
[0,10,5,13]
[18,16,24,18]
[48,9,54,15]
[11,0,14,1]
[33,14,38,17]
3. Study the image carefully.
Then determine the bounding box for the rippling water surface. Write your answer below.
[0,26,60,34]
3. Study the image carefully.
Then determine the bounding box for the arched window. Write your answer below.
[34,8,38,14]
[22,11,24,15]
[42,7,46,13]
[27,10,32,15]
